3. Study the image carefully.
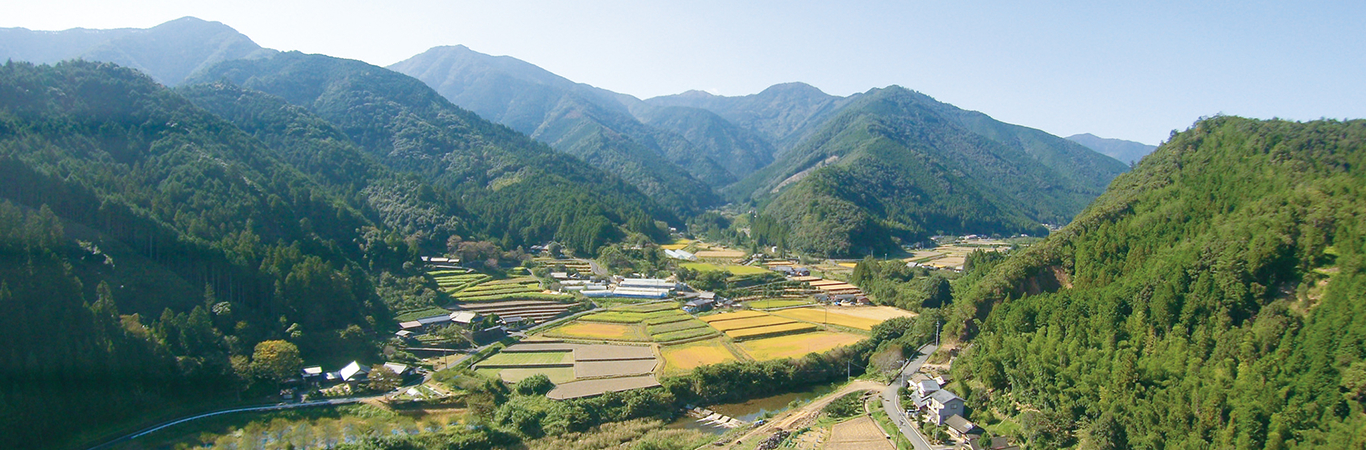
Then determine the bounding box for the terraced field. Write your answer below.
[725,322,819,340]
[698,310,769,323]
[737,331,865,361]
[660,338,740,375]
[744,298,813,309]
[772,308,883,331]
[545,322,649,341]
[707,316,798,332]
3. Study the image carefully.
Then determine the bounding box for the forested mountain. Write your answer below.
[951,117,1366,448]
[388,45,724,214]
[1067,132,1157,166]
[186,50,671,251]
[633,104,777,179]
[175,82,470,241]
[0,60,400,448]
[643,82,859,154]
[0,16,275,85]
[732,86,1128,256]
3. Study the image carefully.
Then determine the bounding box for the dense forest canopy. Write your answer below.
[185,51,672,253]
[947,117,1366,449]
[0,60,407,448]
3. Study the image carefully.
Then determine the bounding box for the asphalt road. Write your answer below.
[86,396,368,450]
[879,343,939,450]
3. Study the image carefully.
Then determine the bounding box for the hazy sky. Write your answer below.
[5,0,1364,144]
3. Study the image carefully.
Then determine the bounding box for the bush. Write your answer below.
[514,374,555,396]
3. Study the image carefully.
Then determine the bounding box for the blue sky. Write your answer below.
[5,0,1363,145]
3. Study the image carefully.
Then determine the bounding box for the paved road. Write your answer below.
[880,343,939,450]
[87,396,368,450]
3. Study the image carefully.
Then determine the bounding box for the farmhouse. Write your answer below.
[451,311,483,326]
[338,361,369,383]
[924,390,965,425]
[945,414,983,441]
[683,298,715,313]
[300,366,324,383]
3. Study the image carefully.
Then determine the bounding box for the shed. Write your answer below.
[339,361,370,382]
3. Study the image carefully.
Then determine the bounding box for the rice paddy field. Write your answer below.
[544,322,648,341]
[659,338,741,375]
[771,308,884,331]
[680,262,771,276]
[476,351,573,366]
[698,310,769,323]
[737,331,866,361]
[707,315,798,332]
[725,322,819,340]
[478,367,577,384]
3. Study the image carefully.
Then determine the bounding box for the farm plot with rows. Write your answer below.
[826,416,896,450]
[431,272,490,294]
[647,318,720,344]
[473,343,662,397]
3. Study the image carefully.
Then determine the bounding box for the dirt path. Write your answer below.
[720,380,884,449]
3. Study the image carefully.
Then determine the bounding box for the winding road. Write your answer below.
[879,343,939,450]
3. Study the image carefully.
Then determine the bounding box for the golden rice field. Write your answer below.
[545,322,648,341]
[699,310,769,323]
[725,322,819,340]
[660,339,740,375]
[737,331,866,361]
[772,308,883,331]
[707,315,798,332]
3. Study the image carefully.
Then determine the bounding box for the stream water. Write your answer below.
[667,381,842,435]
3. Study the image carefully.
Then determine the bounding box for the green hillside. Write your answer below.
[642,82,858,153]
[951,117,1366,448]
[736,86,1128,256]
[176,81,469,241]
[0,60,396,448]
[188,51,671,252]
[389,45,725,215]
[634,104,777,179]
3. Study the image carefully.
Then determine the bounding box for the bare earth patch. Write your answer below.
[825,416,895,450]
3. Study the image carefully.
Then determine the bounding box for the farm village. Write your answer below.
[151,235,1027,449]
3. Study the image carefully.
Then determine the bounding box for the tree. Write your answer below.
[251,340,303,382]
[368,365,401,392]
[513,374,555,396]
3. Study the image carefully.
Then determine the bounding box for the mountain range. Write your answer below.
[389,45,1129,255]
[1066,132,1156,165]
[2,18,1136,257]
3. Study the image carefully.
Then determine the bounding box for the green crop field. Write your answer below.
[620,302,681,313]
[395,306,450,322]
[477,351,572,366]
[745,299,813,309]
[455,292,571,302]
[652,328,721,343]
[647,319,711,335]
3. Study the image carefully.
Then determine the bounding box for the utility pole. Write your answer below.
[935,319,940,348]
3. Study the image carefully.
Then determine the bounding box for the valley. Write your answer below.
[1,12,1361,450]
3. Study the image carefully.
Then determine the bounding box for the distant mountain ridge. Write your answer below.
[1065,132,1156,165]
[389,45,727,216]
[0,17,275,85]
